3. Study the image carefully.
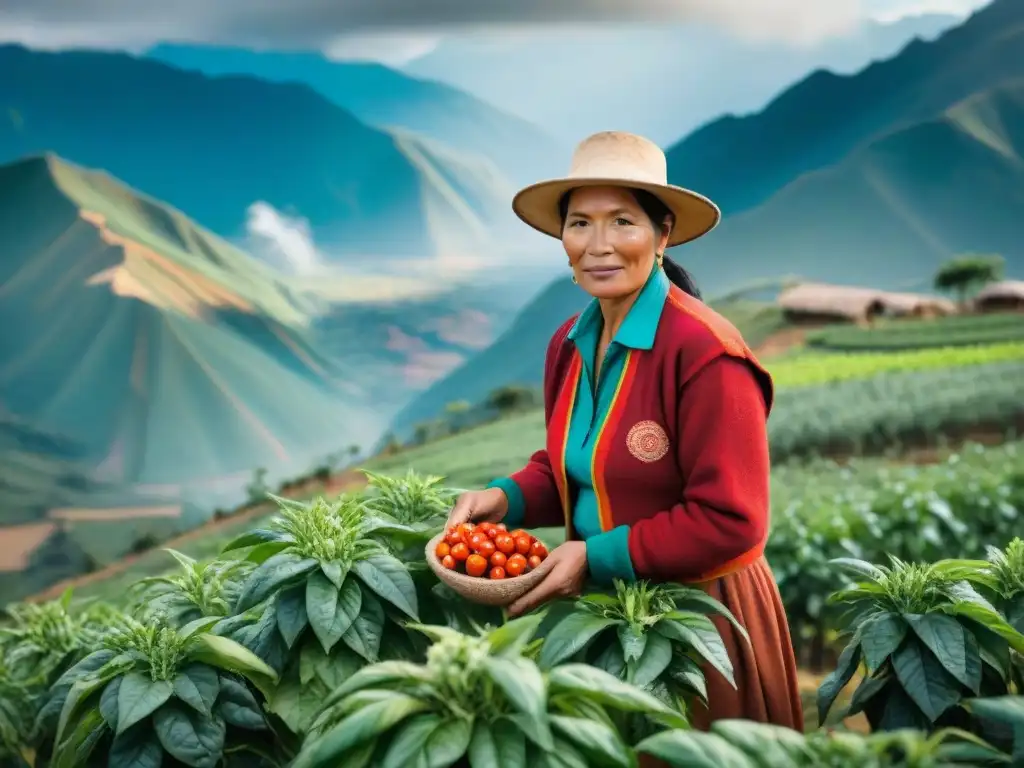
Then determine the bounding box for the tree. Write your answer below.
[933,254,1004,306]
[444,400,471,434]
[485,385,537,417]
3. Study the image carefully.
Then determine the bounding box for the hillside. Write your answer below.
[0,44,528,265]
[0,154,380,500]
[665,0,1024,218]
[680,79,1024,294]
[145,43,565,186]
[385,279,791,440]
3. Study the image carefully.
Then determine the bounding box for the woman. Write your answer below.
[447,131,803,730]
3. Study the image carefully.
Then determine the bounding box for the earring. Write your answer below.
[571,274,578,284]
[656,252,664,269]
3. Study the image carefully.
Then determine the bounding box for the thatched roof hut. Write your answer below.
[973,280,1024,312]
[777,282,957,325]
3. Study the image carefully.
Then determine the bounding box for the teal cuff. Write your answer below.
[586,526,636,586]
[486,477,525,528]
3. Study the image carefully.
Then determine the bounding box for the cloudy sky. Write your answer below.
[0,0,992,63]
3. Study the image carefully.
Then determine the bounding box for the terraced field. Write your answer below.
[806,311,1024,351]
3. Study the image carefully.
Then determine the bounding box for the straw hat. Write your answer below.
[512,131,721,247]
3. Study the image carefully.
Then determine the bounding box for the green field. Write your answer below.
[807,311,1024,351]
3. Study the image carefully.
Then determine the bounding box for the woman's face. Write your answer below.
[561,186,669,300]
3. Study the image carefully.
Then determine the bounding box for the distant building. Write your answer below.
[777,282,957,326]
[973,280,1024,312]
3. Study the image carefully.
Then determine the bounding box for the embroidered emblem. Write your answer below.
[626,420,669,463]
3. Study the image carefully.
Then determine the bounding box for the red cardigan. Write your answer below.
[507,284,774,583]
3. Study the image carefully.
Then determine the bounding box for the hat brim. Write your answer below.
[511,177,721,247]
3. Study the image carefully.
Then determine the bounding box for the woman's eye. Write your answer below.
[615,217,632,226]
[568,220,587,228]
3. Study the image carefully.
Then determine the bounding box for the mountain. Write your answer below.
[0,154,381,496]
[664,0,1024,219]
[0,44,532,267]
[145,43,565,187]
[676,79,1024,295]
[384,277,588,439]
[405,13,959,146]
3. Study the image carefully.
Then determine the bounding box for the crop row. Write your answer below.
[364,359,1024,487]
[767,341,1024,389]
[807,311,1024,351]
[768,359,1024,461]
[3,470,1023,767]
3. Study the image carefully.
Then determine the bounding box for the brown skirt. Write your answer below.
[640,557,803,767]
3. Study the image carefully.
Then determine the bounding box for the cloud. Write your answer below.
[0,0,874,53]
[865,0,990,22]
[245,202,323,276]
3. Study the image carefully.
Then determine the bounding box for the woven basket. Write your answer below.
[425,532,555,607]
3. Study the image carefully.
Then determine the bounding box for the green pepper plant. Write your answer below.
[538,580,741,723]
[41,611,277,768]
[216,493,422,736]
[818,555,1024,735]
[293,615,687,768]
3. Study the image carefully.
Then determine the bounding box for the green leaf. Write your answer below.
[891,642,963,722]
[635,729,750,767]
[668,655,708,703]
[423,716,472,767]
[664,588,750,643]
[292,693,429,768]
[56,662,125,745]
[187,634,278,696]
[547,664,686,726]
[221,528,289,552]
[117,672,174,734]
[846,673,891,719]
[108,727,164,768]
[321,561,347,589]
[307,572,362,653]
[246,541,290,564]
[153,703,226,768]
[321,660,431,711]
[381,714,443,768]
[51,707,106,768]
[276,586,309,648]
[99,677,121,729]
[468,718,528,768]
[216,676,266,730]
[632,631,672,688]
[486,657,552,750]
[816,640,861,726]
[655,614,734,687]
[341,587,386,661]
[172,664,220,717]
[550,715,634,768]
[234,553,318,612]
[708,720,810,764]
[904,613,972,689]
[859,613,907,673]
[353,553,420,619]
[538,612,619,669]
[487,612,546,658]
[617,623,647,664]
[300,640,364,689]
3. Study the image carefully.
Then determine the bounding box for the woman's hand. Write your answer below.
[507,541,588,618]
[445,487,509,530]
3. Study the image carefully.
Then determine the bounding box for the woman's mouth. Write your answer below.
[583,266,623,280]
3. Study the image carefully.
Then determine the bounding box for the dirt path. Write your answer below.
[26,470,367,603]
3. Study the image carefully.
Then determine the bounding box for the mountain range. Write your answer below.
[388,0,1024,439]
[0,44,543,272]
[405,13,961,145]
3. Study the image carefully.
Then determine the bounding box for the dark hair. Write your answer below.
[557,187,702,299]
